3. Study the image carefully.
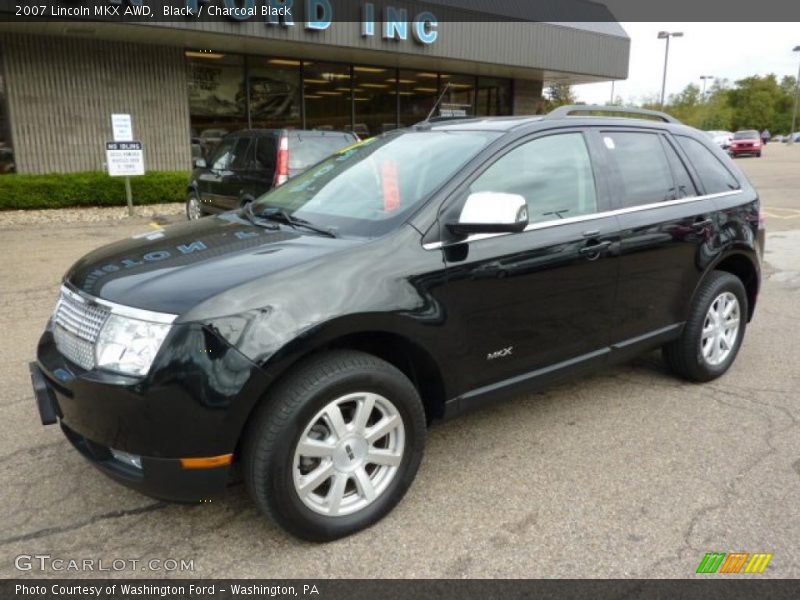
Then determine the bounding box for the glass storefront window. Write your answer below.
[353,66,397,138]
[248,57,302,130]
[184,52,514,144]
[0,52,14,174]
[476,77,512,116]
[186,52,246,159]
[398,69,439,128]
[303,62,352,132]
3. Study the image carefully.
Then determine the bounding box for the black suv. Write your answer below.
[31,106,764,541]
[187,129,358,220]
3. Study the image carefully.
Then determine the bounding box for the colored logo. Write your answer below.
[696,552,773,574]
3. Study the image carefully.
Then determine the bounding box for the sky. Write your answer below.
[572,23,800,105]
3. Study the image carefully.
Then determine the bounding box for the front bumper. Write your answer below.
[730,145,761,154]
[32,322,270,502]
[64,417,230,502]
[30,361,232,502]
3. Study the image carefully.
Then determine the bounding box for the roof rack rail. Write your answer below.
[546,105,681,124]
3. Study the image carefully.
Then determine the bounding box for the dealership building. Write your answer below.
[0,1,629,174]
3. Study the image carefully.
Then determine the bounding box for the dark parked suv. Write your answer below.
[31,106,764,541]
[187,129,358,220]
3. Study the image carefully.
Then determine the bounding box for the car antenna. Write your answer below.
[424,82,451,122]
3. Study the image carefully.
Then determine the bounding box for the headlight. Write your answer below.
[95,314,172,376]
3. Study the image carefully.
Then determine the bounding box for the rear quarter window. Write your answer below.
[675,136,740,194]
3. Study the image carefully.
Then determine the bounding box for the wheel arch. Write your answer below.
[696,250,760,321]
[233,327,446,464]
[264,329,447,423]
[232,322,449,459]
[322,331,447,423]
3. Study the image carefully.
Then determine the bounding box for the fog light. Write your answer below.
[110,448,142,470]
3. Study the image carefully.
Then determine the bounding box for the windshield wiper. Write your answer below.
[256,207,337,238]
[242,202,279,230]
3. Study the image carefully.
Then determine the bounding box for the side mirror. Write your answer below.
[447,192,528,236]
[194,158,207,169]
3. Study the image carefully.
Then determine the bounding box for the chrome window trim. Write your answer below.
[422,189,743,250]
[60,285,178,325]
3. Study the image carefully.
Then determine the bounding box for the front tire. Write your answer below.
[242,350,426,541]
[186,192,203,220]
[663,271,747,382]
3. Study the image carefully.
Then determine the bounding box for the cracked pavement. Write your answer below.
[0,146,798,579]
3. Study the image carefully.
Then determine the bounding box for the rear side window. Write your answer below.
[601,131,675,208]
[288,134,355,171]
[675,136,740,194]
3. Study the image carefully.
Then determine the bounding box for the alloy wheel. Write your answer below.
[187,196,202,220]
[700,291,740,366]
[292,392,405,517]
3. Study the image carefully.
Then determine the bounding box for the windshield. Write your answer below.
[251,130,499,237]
[733,130,759,140]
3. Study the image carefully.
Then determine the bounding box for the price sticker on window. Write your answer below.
[381,161,401,213]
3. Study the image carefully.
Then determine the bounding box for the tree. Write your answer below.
[726,75,789,131]
[623,74,795,134]
[545,82,576,109]
[666,83,702,125]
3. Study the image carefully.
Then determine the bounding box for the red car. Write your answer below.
[729,130,763,158]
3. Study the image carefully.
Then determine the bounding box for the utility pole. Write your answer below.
[790,46,800,146]
[700,75,714,102]
[658,31,684,109]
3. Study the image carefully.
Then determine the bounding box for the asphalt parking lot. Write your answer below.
[1,144,798,579]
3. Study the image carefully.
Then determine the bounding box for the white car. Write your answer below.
[705,130,733,149]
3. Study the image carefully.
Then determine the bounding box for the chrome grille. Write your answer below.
[53,288,110,370]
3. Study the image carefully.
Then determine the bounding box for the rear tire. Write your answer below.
[242,350,426,541]
[663,271,747,382]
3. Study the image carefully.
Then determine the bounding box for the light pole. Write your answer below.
[658,31,683,109]
[790,46,800,146]
[700,75,714,102]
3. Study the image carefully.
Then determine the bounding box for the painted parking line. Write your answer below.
[761,208,800,220]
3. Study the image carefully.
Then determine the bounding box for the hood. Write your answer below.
[731,137,760,144]
[65,212,358,316]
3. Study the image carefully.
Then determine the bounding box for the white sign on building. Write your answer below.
[111,113,133,142]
